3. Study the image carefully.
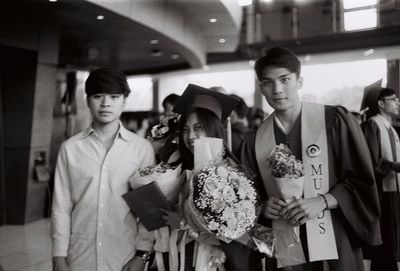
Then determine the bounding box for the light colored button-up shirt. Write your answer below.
[51,124,155,271]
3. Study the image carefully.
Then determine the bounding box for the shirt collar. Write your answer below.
[80,121,134,142]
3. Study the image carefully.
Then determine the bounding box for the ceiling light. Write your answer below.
[97,15,105,20]
[209,18,218,23]
[49,0,58,2]
[237,0,252,7]
[218,38,226,44]
[171,54,180,60]
[150,39,159,45]
[151,49,162,57]
[363,49,375,56]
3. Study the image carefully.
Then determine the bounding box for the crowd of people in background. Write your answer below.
[50,46,400,271]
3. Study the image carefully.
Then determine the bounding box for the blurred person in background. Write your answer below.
[229,94,250,158]
[362,86,400,271]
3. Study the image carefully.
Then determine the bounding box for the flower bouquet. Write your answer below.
[191,159,258,241]
[267,143,306,267]
[182,137,276,263]
[129,162,184,203]
[267,143,304,202]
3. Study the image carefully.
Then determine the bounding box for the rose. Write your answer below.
[216,166,229,179]
[211,198,226,213]
[221,206,235,221]
[222,186,236,203]
[208,220,220,231]
[203,177,222,193]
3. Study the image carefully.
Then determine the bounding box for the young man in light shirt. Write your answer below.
[51,67,155,271]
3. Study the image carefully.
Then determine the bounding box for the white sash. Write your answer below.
[371,114,400,192]
[255,102,338,266]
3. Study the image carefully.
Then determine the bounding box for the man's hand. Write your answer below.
[262,197,287,220]
[52,256,69,271]
[279,196,325,226]
[127,256,146,271]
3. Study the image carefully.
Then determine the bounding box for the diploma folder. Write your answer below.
[122,181,172,231]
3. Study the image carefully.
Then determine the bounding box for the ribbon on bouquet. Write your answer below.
[255,102,338,267]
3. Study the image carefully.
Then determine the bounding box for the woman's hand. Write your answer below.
[161,208,184,229]
[126,257,146,271]
[262,197,287,220]
[279,196,325,226]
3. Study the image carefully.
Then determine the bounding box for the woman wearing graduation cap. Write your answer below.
[130,84,262,271]
[362,84,400,271]
[169,84,263,271]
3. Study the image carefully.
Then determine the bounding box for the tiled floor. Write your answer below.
[0,219,395,271]
[0,219,51,271]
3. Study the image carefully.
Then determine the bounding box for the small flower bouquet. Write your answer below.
[267,144,306,267]
[267,144,304,201]
[191,159,258,241]
[129,162,184,203]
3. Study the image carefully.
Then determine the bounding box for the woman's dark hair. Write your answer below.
[178,108,225,170]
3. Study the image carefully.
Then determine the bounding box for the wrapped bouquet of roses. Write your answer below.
[182,137,276,263]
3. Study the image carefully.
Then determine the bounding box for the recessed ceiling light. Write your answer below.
[218,38,226,44]
[171,54,180,60]
[209,18,217,23]
[151,49,162,57]
[363,49,375,56]
[150,39,159,45]
[97,15,105,20]
[49,0,58,2]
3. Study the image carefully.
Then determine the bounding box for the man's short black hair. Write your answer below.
[254,46,301,80]
[85,67,130,97]
[162,93,180,109]
[230,94,248,119]
[378,88,396,101]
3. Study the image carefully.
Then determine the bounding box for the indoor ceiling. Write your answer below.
[1,0,400,75]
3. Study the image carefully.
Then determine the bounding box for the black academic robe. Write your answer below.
[231,122,250,159]
[363,118,400,271]
[240,105,382,271]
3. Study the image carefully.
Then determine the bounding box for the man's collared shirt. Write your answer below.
[51,124,155,271]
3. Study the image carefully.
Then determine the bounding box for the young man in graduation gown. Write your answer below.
[240,47,382,271]
[363,86,400,271]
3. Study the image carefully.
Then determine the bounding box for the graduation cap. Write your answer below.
[360,79,383,112]
[173,84,239,122]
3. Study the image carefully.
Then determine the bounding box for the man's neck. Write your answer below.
[378,111,393,124]
[92,120,120,149]
[274,103,302,134]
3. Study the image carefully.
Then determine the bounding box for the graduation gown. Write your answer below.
[363,117,400,270]
[240,105,382,271]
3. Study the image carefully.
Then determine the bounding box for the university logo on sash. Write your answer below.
[255,102,338,267]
